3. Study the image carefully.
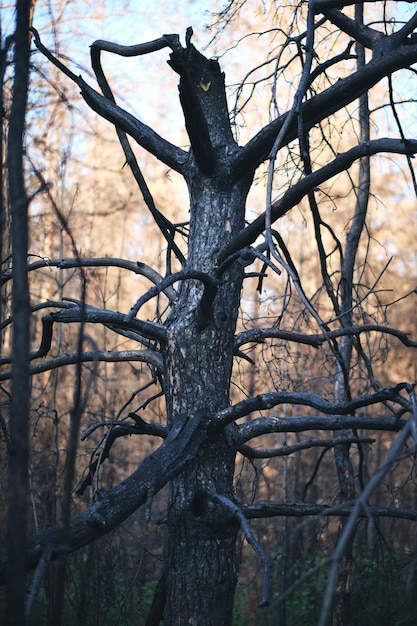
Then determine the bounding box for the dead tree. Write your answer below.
[2,3,417,625]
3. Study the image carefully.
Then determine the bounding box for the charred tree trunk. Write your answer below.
[18,11,417,626]
[161,41,254,625]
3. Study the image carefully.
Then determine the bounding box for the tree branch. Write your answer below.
[90,35,181,57]
[90,41,186,265]
[207,490,270,607]
[232,42,417,177]
[212,383,410,430]
[76,416,168,496]
[0,349,164,382]
[0,412,207,585]
[234,327,322,349]
[234,323,417,350]
[1,256,178,298]
[124,269,218,322]
[30,28,187,173]
[237,415,406,444]
[243,502,417,521]
[43,302,167,343]
[219,138,417,262]
[239,435,374,458]
[319,7,386,50]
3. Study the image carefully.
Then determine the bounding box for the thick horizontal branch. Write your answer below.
[0,412,207,585]
[235,327,322,349]
[219,139,417,262]
[90,34,181,58]
[0,349,163,382]
[232,41,417,177]
[213,383,411,429]
[44,302,167,343]
[237,415,406,444]
[243,502,417,521]
[127,413,168,438]
[316,324,417,348]
[1,293,168,366]
[1,257,178,301]
[234,323,417,349]
[80,417,166,443]
[239,434,374,458]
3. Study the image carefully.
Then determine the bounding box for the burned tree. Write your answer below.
[2,2,417,625]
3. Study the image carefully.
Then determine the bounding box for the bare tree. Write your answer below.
[4,2,35,625]
[1,2,417,625]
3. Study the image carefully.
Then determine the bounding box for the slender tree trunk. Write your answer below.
[6,2,34,625]
[332,6,370,623]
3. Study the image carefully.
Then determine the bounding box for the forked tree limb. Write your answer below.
[0,411,207,585]
[90,40,186,265]
[213,383,411,430]
[43,302,167,342]
[30,28,187,173]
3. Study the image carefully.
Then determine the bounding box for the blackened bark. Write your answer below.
[163,171,252,624]
[162,42,254,625]
[168,39,236,176]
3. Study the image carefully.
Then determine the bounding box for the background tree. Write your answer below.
[3,2,34,625]
[1,1,417,625]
